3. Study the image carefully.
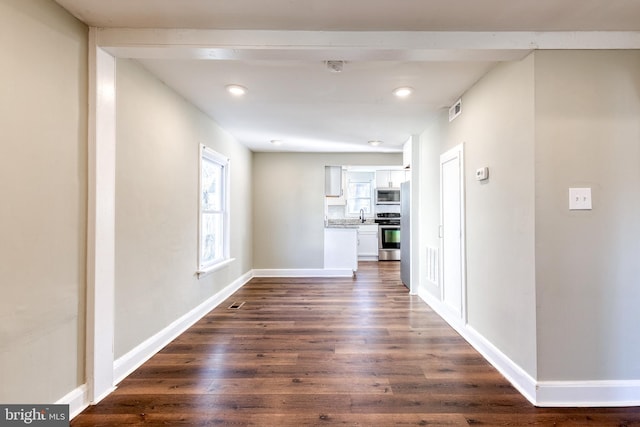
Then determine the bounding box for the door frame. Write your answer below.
[439,143,467,323]
[86,29,116,405]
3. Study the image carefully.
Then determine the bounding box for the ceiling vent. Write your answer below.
[326,60,344,73]
[449,99,462,122]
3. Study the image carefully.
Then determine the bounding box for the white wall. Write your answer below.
[253,152,402,269]
[534,50,640,381]
[0,0,88,402]
[115,59,253,358]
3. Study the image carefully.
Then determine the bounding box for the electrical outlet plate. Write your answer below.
[569,188,592,210]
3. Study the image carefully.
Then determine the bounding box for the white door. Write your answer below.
[440,144,466,320]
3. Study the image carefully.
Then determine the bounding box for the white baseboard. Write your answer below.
[418,287,537,404]
[418,288,467,333]
[417,286,640,408]
[464,324,538,405]
[536,380,640,407]
[56,384,88,419]
[113,270,253,384]
[253,268,353,277]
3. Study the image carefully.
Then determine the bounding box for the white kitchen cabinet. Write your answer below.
[324,227,358,272]
[392,170,407,187]
[325,166,346,205]
[325,165,343,197]
[375,170,391,188]
[376,169,407,188]
[358,224,378,261]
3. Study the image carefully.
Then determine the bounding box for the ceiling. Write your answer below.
[55,0,640,152]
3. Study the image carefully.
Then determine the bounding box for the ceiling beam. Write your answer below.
[96,29,640,61]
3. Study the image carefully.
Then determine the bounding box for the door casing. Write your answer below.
[439,143,467,322]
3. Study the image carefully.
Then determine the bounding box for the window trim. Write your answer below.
[197,144,231,277]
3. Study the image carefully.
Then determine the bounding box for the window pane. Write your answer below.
[348,182,371,198]
[201,212,222,265]
[348,199,372,214]
[346,178,373,215]
[202,158,222,211]
[199,146,230,271]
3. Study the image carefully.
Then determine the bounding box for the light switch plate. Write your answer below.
[569,188,592,210]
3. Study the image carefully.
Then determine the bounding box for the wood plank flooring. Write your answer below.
[72,262,640,426]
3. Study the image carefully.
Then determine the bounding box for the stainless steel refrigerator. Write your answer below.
[400,180,410,288]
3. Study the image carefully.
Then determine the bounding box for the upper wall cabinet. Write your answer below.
[325,165,343,197]
[376,169,407,188]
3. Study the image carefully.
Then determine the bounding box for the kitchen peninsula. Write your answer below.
[323,222,358,273]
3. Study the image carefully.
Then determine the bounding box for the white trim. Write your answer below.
[198,144,231,271]
[56,385,89,420]
[439,143,467,323]
[253,268,354,277]
[86,28,116,405]
[418,288,468,343]
[197,257,236,278]
[408,134,421,296]
[465,325,538,405]
[113,270,252,384]
[418,287,640,408]
[95,29,640,59]
[536,380,640,407]
[419,286,538,406]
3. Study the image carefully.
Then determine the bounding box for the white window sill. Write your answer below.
[197,258,236,279]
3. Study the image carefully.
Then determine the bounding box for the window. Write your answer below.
[345,171,374,216]
[199,145,230,273]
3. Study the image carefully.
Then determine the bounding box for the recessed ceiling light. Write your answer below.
[393,87,413,98]
[270,139,283,146]
[368,140,383,147]
[226,84,247,96]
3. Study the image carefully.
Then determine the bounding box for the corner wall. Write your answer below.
[534,50,640,382]
[418,55,538,378]
[456,54,537,378]
[417,50,640,405]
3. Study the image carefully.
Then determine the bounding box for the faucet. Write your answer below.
[359,208,365,223]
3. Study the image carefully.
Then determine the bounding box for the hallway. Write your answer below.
[72,262,640,426]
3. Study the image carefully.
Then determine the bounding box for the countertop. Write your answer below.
[325,219,376,228]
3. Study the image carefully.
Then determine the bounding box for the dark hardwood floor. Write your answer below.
[72,262,640,426]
